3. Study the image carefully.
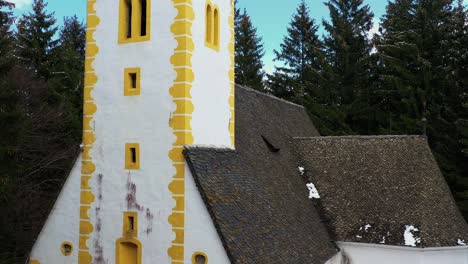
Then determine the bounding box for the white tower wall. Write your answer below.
[29,0,234,263]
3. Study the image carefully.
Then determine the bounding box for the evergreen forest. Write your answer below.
[0,0,467,262]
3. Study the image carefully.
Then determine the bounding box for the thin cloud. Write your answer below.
[8,0,32,10]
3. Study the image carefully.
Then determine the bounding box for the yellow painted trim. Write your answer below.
[168,0,196,261]
[192,252,208,264]
[115,237,142,264]
[228,0,235,146]
[205,0,220,51]
[124,68,141,96]
[79,0,100,263]
[29,260,40,264]
[118,0,151,44]
[61,241,74,256]
[125,143,141,170]
[122,212,138,237]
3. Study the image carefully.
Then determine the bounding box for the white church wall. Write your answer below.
[191,0,233,147]
[88,0,179,262]
[29,0,233,262]
[29,156,82,263]
[182,0,232,262]
[184,167,231,263]
[325,242,468,264]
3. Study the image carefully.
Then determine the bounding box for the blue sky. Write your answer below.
[9,0,468,73]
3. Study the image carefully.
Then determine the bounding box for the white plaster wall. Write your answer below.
[325,252,344,264]
[31,0,232,262]
[90,0,178,262]
[326,242,468,264]
[184,167,231,264]
[29,155,82,263]
[185,0,233,262]
[191,0,232,147]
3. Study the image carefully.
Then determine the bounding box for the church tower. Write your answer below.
[28,0,234,263]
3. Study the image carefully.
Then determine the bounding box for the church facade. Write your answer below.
[28,0,468,263]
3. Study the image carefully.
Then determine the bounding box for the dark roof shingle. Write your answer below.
[184,86,468,263]
[292,135,468,248]
[184,86,338,264]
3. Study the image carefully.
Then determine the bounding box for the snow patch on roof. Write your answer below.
[364,224,371,232]
[380,236,386,244]
[358,224,372,232]
[307,182,320,199]
[404,225,421,247]
[298,167,305,176]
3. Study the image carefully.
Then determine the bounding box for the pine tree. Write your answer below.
[235,8,265,91]
[377,0,454,140]
[322,0,375,133]
[443,0,468,218]
[48,16,86,140]
[16,0,58,80]
[0,0,21,191]
[268,0,324,103]
[0,0,14,72]
[376,0,468,217]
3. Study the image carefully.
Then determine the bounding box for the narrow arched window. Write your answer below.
[125,0,132,38]
[213,8,219,47]
[205,2,220,50]
[119,0,151,43]
[140,0,147,36]
[206,4,213,44]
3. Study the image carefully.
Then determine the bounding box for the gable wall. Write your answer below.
[326,242,468,264]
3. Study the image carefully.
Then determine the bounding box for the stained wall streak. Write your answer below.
[228,0,235,146]
[168,0,195,262]
[79,0,100,263]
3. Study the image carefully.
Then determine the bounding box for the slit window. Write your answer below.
[130,73,137,89]
[126,0,132,38]
[140,0,147,36]
[206,5,213,44]
[119,0,151,43]
[213,9,219,46]
[125,143,140,170]
[128,216,135,231]
[123,212,138,237]
[124,68,141,96]
[205,2,220,50]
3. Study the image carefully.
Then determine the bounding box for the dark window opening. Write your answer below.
[63,244,72,254]
[128,216,135,231]
[206,5,212,43]
[130,147,137,163]
[129,72,137,89]
[213,9,219,46]
[140,0,147,36]
[195,254,207,264]
[126,0,132,38]
[262,135,280,153]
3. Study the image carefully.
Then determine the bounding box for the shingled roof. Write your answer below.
[185,86,468,261]
[184,86,338,264]
[292,136,468,248]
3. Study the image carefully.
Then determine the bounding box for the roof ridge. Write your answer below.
[236,84,305,109]
[293,135,427,140]
[184,144,235,150]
